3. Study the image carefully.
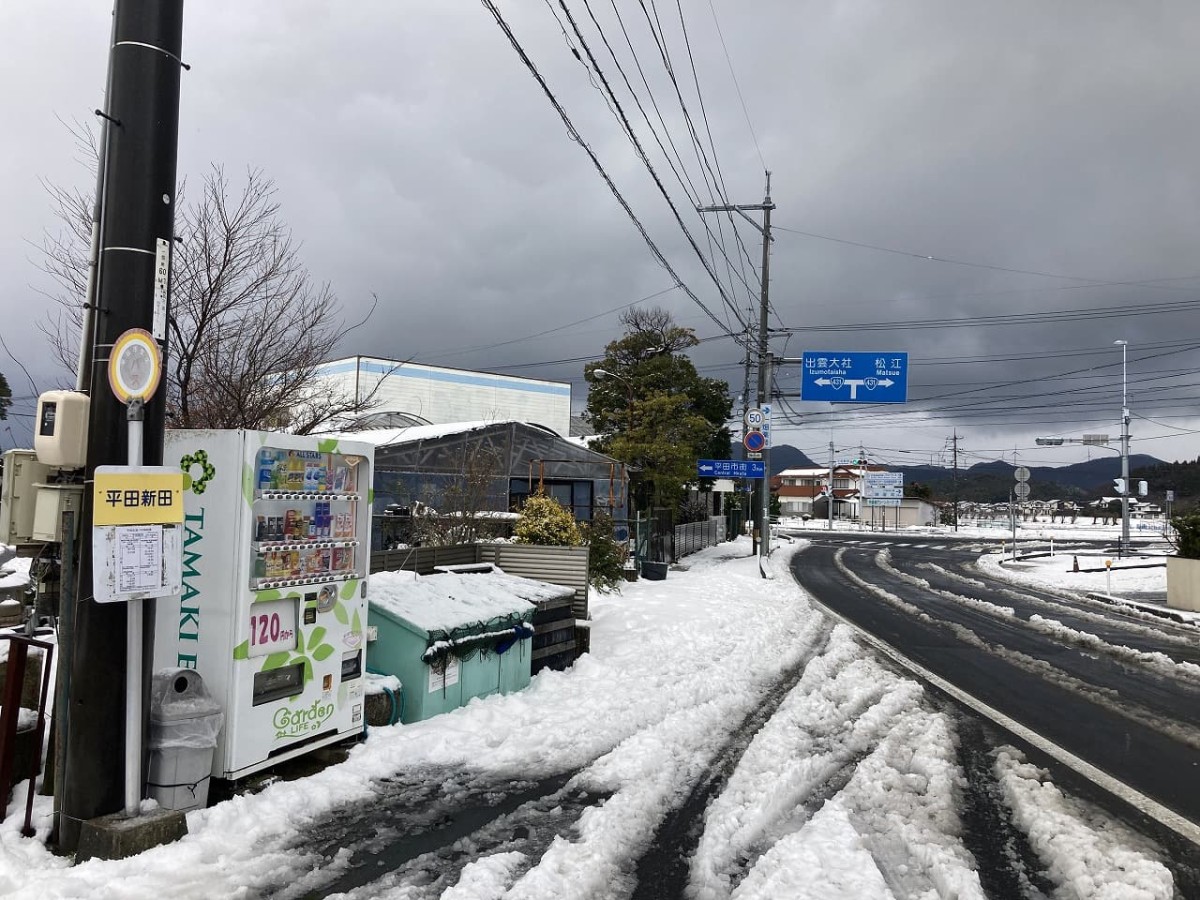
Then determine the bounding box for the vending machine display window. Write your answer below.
[250,448,367,591]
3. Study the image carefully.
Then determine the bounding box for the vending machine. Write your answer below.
[154,429,373,781]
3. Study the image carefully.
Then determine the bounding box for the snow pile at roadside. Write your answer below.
[0,540,825,898]
[994,748,1173,899]
[692,627,983,900]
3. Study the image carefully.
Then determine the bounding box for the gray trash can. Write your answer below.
[147,668,224,812]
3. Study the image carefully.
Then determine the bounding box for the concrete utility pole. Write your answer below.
[952,430,959,532]
[1115,340,1131,558]
[698,172,774,564]
[59,0,186,851]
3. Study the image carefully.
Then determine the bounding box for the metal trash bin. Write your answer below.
[147,668,224,812]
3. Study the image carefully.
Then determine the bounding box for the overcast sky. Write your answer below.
[3,1,1200,474]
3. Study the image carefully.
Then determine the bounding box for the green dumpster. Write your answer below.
[367,568,557,723]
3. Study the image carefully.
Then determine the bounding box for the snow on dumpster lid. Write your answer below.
[369,569,572,634]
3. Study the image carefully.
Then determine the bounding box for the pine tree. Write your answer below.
[584,307,731,510]
[0,371,10,421]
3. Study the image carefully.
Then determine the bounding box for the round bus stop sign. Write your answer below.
[108,328,163,403]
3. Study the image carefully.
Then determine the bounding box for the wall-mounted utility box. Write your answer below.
[31,484,85,543]
[34,391,90,469]
[1,450,51,545]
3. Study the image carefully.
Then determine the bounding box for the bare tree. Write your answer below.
[37,154,379,432]
[390,439,508,546]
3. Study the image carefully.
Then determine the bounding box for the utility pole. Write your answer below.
[828,441,835,530]
[58,0,186,851]
[1115,340,1131,558]
[698,172,774,566]
[952,430,959,532]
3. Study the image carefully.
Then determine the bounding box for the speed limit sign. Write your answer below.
[744,408,765,429]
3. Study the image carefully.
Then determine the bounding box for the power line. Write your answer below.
[774,296,1200,334]
[550,0,750,332]
[706,0,765,171]
[419,284,681,363]
[480,0,745,345]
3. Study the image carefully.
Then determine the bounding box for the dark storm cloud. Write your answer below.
[3,1,1198,464]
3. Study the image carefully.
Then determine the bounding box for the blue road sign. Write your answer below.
[697,459,765,479]
[801,351,908,404]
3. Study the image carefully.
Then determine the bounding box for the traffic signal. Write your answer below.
[1113,478,1126,495]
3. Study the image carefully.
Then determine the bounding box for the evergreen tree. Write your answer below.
[584,308,732,510]
[0,371,10,421]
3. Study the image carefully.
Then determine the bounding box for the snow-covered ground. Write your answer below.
[0,538,1179,898]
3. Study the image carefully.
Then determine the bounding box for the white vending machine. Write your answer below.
[154,429,373,781]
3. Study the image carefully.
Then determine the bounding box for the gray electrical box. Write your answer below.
[31,483,85,543]
[1,450,51,546]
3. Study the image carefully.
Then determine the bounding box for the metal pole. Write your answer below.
[1116,340,1130,558]
[1010,487,1017,560]
[760,353,773,573]
[827,441,834,530]
[124,400,144,817]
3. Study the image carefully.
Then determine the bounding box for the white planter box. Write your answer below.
[1166,556,1200,612]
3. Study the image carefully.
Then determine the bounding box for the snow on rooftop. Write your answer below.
[319,420,500,448]
[368,568,571,633]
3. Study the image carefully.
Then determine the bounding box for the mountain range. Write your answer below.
[753,444,1180,503]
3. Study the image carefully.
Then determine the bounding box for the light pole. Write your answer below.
[593,366,635,501]
[1114,340,1130,557]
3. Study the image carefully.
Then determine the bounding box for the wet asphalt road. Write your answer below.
[786,532,1200,828]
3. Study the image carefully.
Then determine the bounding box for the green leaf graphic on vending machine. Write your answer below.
[262,651,291,671]
[352,609,362,634]
[333,602,349,625]
[233,640,249,660]
[340,579,358,601]
[307,626,327,651]
[318,439,339,454]
[313,644,334,662]
[241,462,255,507]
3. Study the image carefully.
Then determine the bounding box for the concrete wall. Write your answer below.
[1167,556,1200,611]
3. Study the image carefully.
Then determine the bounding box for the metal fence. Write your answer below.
[673,516,727,561]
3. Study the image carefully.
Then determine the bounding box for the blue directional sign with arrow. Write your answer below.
[697,459,765,479]
[801,352,908,404]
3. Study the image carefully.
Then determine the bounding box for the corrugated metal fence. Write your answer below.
[369,543,590,621]
[673,516,727,561]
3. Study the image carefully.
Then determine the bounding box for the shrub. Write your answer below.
[1171,513,1200,559]
[583,512,625,594]
[677,498,709,525]
[514,492,582,546]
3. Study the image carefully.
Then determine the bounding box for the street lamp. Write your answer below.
[593,366,636,490]
[1114,340,1130,557]
[592,368,633,411]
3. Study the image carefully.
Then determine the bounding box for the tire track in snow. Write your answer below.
[626,623,836,900]
[878,553,1200,688]
[834,550,1200,754]
[688,629,985,900]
